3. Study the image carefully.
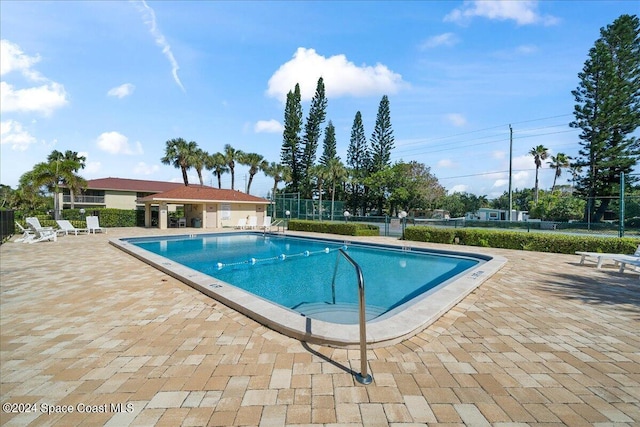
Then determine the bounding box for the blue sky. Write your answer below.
[1,1,637,199]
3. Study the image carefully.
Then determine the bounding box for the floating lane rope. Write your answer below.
[215,245,348,270]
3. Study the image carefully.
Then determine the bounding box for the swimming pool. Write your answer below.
[112,232,506,347]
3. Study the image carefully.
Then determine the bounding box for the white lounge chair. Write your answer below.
[615,257,640,279]
[56,220,89,235]
[576,245,640,269]
[86,216,107,234]
[234,218,247,229]
[247,216,258,229]
[15,222,35,243]
[261,216,272,231]
[27,223,57,243]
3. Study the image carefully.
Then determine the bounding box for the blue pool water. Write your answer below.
[127,233,480,324]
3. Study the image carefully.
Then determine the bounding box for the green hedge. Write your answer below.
[288,220,379,236]
[62,208,137,227]
[404,226,640,254]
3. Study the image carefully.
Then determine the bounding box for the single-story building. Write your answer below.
[138,185,271,229]
[465,208,529,222]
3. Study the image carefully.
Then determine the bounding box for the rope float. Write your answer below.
[216,245,348,270]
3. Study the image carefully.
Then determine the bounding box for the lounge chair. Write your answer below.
[261,216,272,231]
[26,217,65,236]
[56,220,89,235]
[27,223,57,243]
[14,222,35,243]
[615,257,640,279]
[247,216,258,229]
[576,245,640,269]
[234,218,247,229]
[86,216,107,234]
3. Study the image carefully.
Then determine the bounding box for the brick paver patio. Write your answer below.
[1,228,639,426]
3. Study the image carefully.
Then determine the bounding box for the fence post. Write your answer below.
[619,172,625,238]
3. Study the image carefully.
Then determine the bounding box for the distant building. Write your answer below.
[465,208,528,222]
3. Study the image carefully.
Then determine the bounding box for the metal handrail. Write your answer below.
[331,248,373,385]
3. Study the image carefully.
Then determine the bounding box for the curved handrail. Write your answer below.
[332,248,373,384]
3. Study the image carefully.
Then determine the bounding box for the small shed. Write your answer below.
[139,186,271,229]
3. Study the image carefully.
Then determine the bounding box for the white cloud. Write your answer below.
[420,33,460,49]
[0,39,44,81]
[438,159,455,168]
[254,119,283,133]
[107,83,135,98]
[134,162,159,175]
[445,113,467,127]
[267,47,405,102]
[0,82,69,115]
[492,150,506,160]
[134,0,185,91]
[0,119,37,151]
[448,184,469,194]
[96,131,143,155]
[444,1,559,26]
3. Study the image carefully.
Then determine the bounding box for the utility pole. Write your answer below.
[508,124,513,222]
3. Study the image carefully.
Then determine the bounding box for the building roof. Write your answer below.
[82,177,200,193]
[139,185,270,204]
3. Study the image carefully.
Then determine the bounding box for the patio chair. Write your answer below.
[234,218,247,229]
[26,224,57,243]
[261,216,272,231]
[26,217,65,236]
[86,216,107,234]
[247,216,258,229]
[576,245,640,269]
[14,222,35,243]
[615,257,640,279]
[56,220,89,235]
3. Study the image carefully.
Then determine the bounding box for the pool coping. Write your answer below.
[110,231,507,348]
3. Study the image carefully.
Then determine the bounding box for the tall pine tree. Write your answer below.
[300,78,328,198]
[346,111,370,214]
[280,84,303,194]
[319,121,338,166]
[370,95,395,173]
[570,14,640,222]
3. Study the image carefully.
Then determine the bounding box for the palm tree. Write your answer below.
[45,150,86,217]
[529,145,549,204]
[239,152,267,194]
[223,144,242,190]
[325,158,347,220]
[548,153,571,192]
[161,138,199,186]
[206,152,228,189]
[263,162,290,203]
[191,148,210,186]
[310,164,330,220]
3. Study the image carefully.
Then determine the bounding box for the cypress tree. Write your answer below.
[280,84,303,193]
[319,121,338,166]
[346,111,370,214]
[370,95,395,173]
[570,14,640,222]
[300,77,327,198]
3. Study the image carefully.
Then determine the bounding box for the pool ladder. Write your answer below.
[331,249,373,385]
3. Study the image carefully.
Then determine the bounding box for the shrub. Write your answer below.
[288,220,379,236]
[404,225,640,254]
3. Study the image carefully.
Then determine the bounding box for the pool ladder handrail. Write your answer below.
[331,248,373,385]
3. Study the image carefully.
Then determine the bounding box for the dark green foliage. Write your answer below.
[370,95,394,173]
[346,111,370,214]
[300,78,328,198]
[570,14,640,222]
[404,226,640,254]
[288,219,379,236]
[319,121,338,166]
[281,84,303,193]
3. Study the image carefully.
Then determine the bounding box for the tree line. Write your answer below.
[3,14,637,225]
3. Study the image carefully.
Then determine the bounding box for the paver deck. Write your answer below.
[1,227,639,426]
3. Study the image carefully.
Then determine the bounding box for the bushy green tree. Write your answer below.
[300,78,327,198]
[161,138,199,186]
[346,111,370,214]
[281,84,303,193]
[570,14,640,222]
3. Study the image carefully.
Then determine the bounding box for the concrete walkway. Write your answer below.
[1,228,639,426]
